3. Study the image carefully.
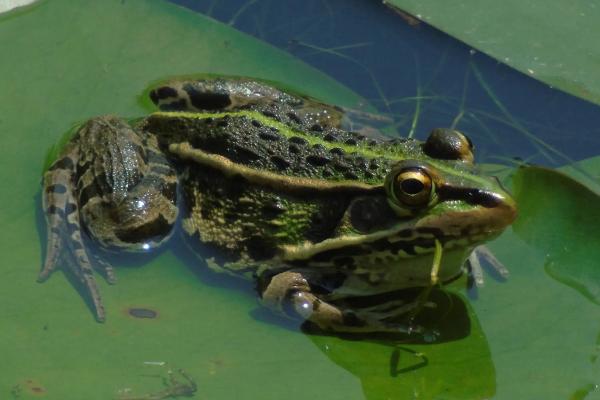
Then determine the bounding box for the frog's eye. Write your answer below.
[390,168,434,208]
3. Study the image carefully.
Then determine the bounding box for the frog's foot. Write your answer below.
[259,271,422,335]
[39,146,109,322]
[467,245,509,287]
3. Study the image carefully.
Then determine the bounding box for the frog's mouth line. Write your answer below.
[279,197,517,262]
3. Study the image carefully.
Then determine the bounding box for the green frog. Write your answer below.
[40,77,517,333]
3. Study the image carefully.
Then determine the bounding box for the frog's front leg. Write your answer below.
[39,116,179,321]
[259,270,419,334]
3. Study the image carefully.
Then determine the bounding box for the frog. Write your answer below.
[39,77,517,333]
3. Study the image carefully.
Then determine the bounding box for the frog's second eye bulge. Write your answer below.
[391,168,433,208]
[422,128,474,163]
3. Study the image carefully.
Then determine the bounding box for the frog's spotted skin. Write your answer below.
[41,77,517,332]
[150,78,346,131]
[40,116,179,321]
[41,141,108,320]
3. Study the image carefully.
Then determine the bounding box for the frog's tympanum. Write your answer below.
[40,78,516,333]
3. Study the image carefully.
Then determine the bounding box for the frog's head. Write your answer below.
[383,129,517,246]
[280,129,516,274]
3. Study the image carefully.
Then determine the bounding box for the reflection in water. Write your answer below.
[171,0,600,167]
[307,288,495,399]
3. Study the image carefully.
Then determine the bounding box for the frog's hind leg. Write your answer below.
[148,78,349,129]
[149,78,297,113]
[259,270,419,334]
[39,144,107,322]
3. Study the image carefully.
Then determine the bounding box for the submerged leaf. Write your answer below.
[309,288,495,400]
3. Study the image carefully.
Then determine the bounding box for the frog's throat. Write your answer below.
[169,142,381,195]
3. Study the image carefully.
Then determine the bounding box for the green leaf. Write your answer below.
[384,1,600,106]
[309,287,495,400]
[512,164,600,304]
[0,1,365,399]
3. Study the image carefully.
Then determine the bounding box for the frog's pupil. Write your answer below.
[401,178,424,195]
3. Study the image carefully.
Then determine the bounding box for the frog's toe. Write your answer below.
[60,230,107,321]
[41,151,108,322]
[91,254,116,284]
[38,227,62,282]
[467,245,509,287]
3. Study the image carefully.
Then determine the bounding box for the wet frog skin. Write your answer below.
[40,77,517,333]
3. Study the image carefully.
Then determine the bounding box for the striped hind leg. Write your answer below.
[39,144,107,322]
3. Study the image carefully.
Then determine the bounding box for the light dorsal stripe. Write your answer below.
[169,142,381,195]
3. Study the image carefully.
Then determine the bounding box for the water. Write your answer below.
[174,0,600,167]
[1,1,599,399]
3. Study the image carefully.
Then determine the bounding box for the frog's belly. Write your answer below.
[327,247,471,298]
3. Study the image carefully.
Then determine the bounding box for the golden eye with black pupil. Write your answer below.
[392,168,433,207]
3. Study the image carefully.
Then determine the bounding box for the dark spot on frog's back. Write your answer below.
[344,171,359,180]
[329,147,344,156]
[183,83,231,110]
[324,133,338,142]
[270,155,291,170]
[259,129,281,141]
[306,154,331,167]
[159,99,187,111]
[286,112,303,124]
[150,86,178,104]
[289,136,308,146]
[332,160,349,173]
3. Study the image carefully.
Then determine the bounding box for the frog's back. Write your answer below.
[141,79,418,277]
[142,111,425,186]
